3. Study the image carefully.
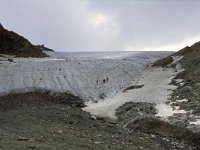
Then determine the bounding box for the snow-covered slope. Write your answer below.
[0,52,171,101]
[84,67,184,121]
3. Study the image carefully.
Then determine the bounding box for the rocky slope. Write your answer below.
[0,23,48,57]
[133,41,200,148]
[0,92,195,150]
[152,41,200,118]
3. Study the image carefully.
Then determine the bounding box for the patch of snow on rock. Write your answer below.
[190,118,200,125]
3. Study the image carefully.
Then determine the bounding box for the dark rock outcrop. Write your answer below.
[152,56,173,67]
[123,85,144,92]
[0,23,48,57]
[36,44,54,52]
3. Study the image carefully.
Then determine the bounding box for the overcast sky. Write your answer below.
[1,0,200,52]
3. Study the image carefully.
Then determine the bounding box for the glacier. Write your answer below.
[0,51,171,101]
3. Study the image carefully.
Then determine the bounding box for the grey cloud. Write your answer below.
[89,0,200,50]
[0,0,200,51]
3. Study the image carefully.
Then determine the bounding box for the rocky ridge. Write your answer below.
[0,23,48,57]
[152,41,200,120]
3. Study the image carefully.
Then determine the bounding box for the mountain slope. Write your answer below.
[0,23,48,57]
[152,41,200,125]
[152,41,200,83]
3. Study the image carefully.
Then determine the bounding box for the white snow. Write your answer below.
[0,52,169,101]
[83,67,183,120]
[190,118,200,125]
[177,99,188,102]
[155,104,186,117]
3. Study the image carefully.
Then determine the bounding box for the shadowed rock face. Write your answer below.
[152,56,173,67]
[173,41,200,83]
[0,23,48,57]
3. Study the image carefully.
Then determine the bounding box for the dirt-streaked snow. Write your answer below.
[0,52,170,101]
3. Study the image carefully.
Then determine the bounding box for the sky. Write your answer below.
[1,0,200,52]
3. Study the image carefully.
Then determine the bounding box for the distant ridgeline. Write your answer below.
[0,23,51,57]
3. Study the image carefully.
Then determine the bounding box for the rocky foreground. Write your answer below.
[0,92,198,150]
